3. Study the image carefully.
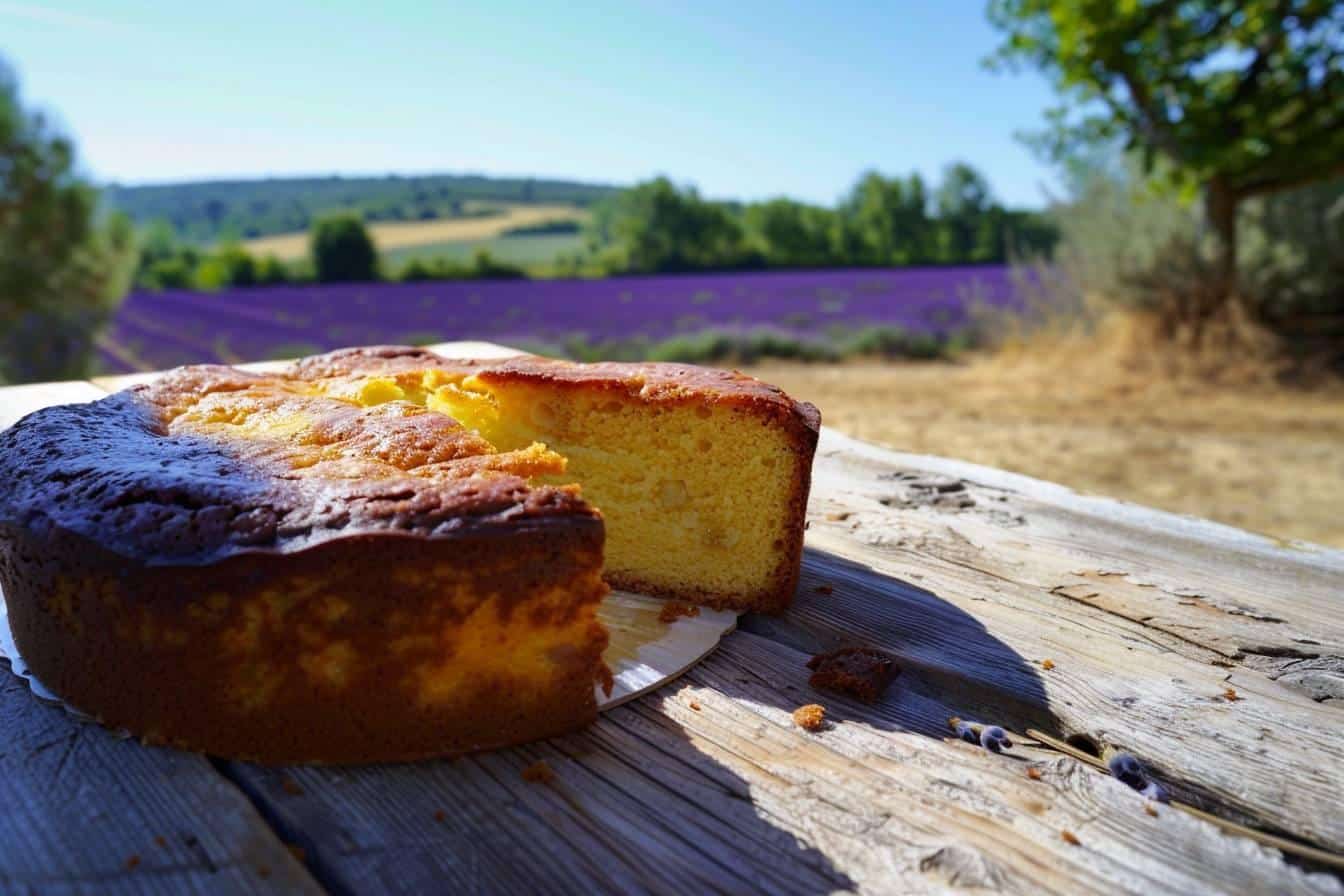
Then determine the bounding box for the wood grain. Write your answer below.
[0,665,322,895]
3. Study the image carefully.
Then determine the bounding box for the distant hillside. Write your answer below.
[104,173,619,243]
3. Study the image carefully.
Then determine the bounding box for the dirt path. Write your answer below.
[745,359,1344,548]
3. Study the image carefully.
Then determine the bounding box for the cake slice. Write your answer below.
[297,349,822,613]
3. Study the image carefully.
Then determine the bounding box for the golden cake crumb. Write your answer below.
[824,511,850,521]
[1027,767,1043,780]
[658,601,701,623]
[1060,830,1081,846]
[689,700,702,711]
[1042,658,1056,670]
[1223,687,1241,701]
[807,647,899,703]
[521,760,556,784]
[793,703,827,731]
[1144,803,1160,817]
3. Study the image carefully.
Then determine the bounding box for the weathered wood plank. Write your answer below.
[788,430,1344,853]
[218,427,1344,894]
[0,665,322,895]
[813,432,1344,657]
[223,626,1340,895]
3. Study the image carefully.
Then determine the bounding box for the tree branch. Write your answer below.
[1117,68,1186,164]
[1235,159,1344,199]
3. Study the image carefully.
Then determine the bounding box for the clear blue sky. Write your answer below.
[2,0,1062,207]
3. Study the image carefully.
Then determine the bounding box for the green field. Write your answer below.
[382,232,584,269]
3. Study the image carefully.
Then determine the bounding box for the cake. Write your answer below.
[0,347,820,763]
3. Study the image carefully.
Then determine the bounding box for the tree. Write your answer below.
[587,178,753,273]
[744,199,836,267]
[0,59,136,383]
[988,0,1344,314]
[934,163,995,262]
[837,172,933,265]
[310,213,379,282]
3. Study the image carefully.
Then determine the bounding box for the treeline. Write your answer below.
[564,164,1057,275]
[133,215,529,290]
[105,173,617,243]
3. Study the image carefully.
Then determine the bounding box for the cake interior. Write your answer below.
[314,367,803,607]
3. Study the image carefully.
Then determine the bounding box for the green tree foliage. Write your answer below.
[837,171,934,265]
[255,254,291,285]
[987,0,1344,311]
[133,222,288,290]
[310,213,379,282]
[583,170,1057,276]
[743,199,836,267]
[396,249,528,282]
[587,177,758,273]
[0,60,136,383]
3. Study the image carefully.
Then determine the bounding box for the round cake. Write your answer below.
[0,347,819,763]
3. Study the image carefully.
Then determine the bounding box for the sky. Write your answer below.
[1,1,1063,207]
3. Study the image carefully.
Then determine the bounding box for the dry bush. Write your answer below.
[980,157,1343,388]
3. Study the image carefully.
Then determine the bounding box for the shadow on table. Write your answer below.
[221,545,1051,895]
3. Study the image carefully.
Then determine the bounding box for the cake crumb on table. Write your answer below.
[807,647,899,703]
[1060,830,1081,846]
[793,703,827,731]
[1027,767,1043,780]
[1144,803,1160,817]
[814,583,835,594]
[1042,658,1056,670]
[125,854,141,870]
[1223,687,1241,701]
[658,601,701,623]
[521,760,557,784]
[689,700,702,711]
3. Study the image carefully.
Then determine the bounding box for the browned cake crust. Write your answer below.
[292,346,822,613]
[0,365,608,763]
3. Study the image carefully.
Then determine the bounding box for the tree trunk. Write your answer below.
[1205,177,1239,316]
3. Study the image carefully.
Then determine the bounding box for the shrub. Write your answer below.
[310,213,379,282]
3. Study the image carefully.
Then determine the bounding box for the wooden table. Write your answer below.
[2,344,1342,895]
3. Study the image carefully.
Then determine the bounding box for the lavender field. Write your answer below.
[97,266,1025,373]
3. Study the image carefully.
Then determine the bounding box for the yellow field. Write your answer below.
[241,203,588,261]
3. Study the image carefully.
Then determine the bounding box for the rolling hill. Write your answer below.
[103,172,618,243]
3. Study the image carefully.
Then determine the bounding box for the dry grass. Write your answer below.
[241,204,587,261]
[746,354,1344,548]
